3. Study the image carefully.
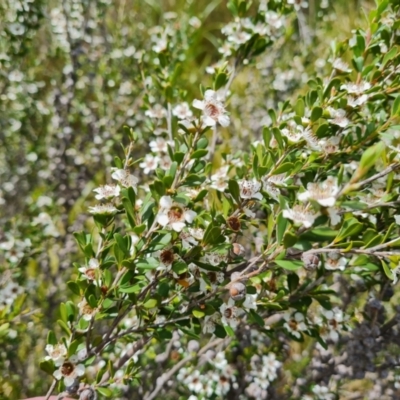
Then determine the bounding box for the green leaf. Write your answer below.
[294,98,305,117]
[67,281,81,296]
[97,387,113,398]
[275,260,303,271]
[192,308,205,318]
[47,330,57,345]
[172,260,188,275]
[143,298,158,309]
[68,339,80,358]
[392,95,400,117]
[283,231,298,248]
[381,259,394,280]
[276,212,287,244]
[196,137,208,149]
[356,142,385,179]
[57,319,71,335]
[248,309,265,327]
[203,225,224,246]
[334,218,364,242]
[191,149,208,159]
[39,360,55,375]
[146,232,172,252]
[214,324,227,338]
[272,162,293,175]
[311,107,323,122]
[228,179,240,204]
[214,72,228,90]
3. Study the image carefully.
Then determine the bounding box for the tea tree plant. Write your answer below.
[2,0,400,399]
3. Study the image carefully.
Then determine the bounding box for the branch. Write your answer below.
[143,338,229,400]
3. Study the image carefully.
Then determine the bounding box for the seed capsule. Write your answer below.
[301,253,320,271]
[227,216,241,232]
[229,282,246,301]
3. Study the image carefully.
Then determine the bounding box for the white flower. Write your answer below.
[298,176,339,207]
[149,137,172,153]
[111,169,138,188]
[283,205,319,228]
[53,355,85,387]
[239,179,263,200]
[193,90,230,127]
[302,128,321,151]
[320,307,345,342]
[78,258,100,281]
[261,353,281,381]
[228,30,252,44]
[220,298,240,329]
[347,94,369,107]
[243,294,257,310]
[93,184,121,200]
[156,196,197,232]
[78,299,98,321]
[327,207,341,225]
[320,136,341,154]
[324,252,347,271]
[173,102,193,119]
[341,81,371,95]
[45,343,67,366]
[139,154,160,174]
[203,313,219,333]
[312,384,334,400]
[88,203,118,215]
[145,104,166,119]
[281,123,303,143]
[332,58,351,73]
[210,166,229,192]
[262,174,286,201]
[392,264,400,284]
[328,108,350,128]
[283,311,308,338]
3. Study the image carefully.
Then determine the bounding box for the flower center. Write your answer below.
[85,268,96,280]
[168,206,184,222]
[205,103,221,119]
[289,319,298,331]
[224,308,234,319]
[160,249,174,265]
[61,361,75,376]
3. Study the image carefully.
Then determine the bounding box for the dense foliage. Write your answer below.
[1,0,400,399]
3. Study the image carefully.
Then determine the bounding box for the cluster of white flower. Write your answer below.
[0,278,24,310]
[0,233,31,264]
[245,353,282,399]
[177,351,238,398]
[46,343,86,386]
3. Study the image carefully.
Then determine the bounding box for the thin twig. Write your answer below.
[44,379,57,400]
[144,338,229,400]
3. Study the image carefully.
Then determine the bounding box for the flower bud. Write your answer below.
[187,339,200,353]
[301,253,320,271]
[229,281,246,301]
[232,243,245,256]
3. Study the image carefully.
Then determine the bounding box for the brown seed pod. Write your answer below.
[227,216,241,232]
[229,281,246,301]
[301,252,320,271]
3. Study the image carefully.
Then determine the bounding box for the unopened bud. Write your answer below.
[301,253,320,271]
[232,243,245,256]
[229,282,246,301]
[187,339,200,353]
